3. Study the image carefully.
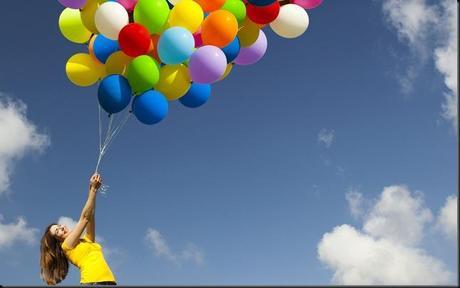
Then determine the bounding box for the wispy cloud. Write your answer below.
[0,95,50,194]
[434,0,458,129]
[317,185,455,285]
[318,129,335,148]
[382,0,438,95]
[145,227,204,265]
[345,188,364,219]
[382,0,438,48]
[382,0,458,130]
[0,215,38,249]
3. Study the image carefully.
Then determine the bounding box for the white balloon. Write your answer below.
[95,2,129,40]
[270,4,309,39]
[168,0,180,5]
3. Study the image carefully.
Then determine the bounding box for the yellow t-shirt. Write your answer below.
[61,235,116,284]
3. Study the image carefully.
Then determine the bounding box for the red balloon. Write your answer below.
[246,1,280,25]
[118,23,152,57]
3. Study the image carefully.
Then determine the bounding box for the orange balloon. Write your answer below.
[148,34,160,63]
[201,10,238,48]
[88,35,102,64]
[195,0,225,12]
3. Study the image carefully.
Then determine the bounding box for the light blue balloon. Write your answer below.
[132,90,168,125]
[158,27,195,65]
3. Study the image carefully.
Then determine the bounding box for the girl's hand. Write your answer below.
[89,173,102,191]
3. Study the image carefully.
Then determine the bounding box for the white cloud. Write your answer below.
[436,195,458,241]
[0,95,50,194]
[382,0,438,47]
[57,216,78,230]
[146,228,176,262]
[0,215,39,249]
[58,216,106,242]
[181,243,204,265]
[146,227,204,265]
[382,0,438,95]
[434,0,458,129]
[318,224,453,285]
[345,189,364,219]
[317,185,455,285]
[318,129,335,148]
[382,0,458,130]
[363,185,432,246]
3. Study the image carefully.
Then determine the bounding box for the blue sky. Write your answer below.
[0,0,457,285]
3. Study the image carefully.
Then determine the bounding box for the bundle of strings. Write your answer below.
[95,102,132,195]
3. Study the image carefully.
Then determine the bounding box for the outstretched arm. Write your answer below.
[85,203,96,242]
[63,174,101,248]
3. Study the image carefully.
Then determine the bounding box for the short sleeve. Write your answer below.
[82,234,93,242]
[61,240,71,252]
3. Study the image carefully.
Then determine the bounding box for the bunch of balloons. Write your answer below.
[59,0,323,125]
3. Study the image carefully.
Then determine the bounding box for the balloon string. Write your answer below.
[95,113,115,173]
[94,109,132,174]
[101,111,132,157]
[98,101,102,153]
[97,111,131,169]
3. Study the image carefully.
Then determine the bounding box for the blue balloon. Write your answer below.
[132,90,168,125]
[93,34,120,63]
[179,83,211,108]
[158,27,195,64]
[247,0,276,6]
[221,37,240,63]
[98,75,132,114]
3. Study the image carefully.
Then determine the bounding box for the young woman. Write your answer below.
[40,173,117,285]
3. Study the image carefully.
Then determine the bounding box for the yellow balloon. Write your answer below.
[168,0,204,33]
[237,17,260,47]
[66,53,104,87]
[59,8,92,44]
[81,0,105,34]
[154,64,191,101]
[105,51,133,76]
[219,63,233,81]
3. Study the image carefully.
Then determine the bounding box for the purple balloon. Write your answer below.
[189,45,227,84]
[234,30,267,66]
[57,0,88,9]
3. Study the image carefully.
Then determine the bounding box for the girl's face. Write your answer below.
[49,224,70,241]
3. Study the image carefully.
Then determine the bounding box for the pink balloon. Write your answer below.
[117,0,138,11]
[291,0,323,9]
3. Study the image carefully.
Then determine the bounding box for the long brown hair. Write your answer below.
[39,223,69,285]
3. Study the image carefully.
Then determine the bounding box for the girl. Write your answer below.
[40,173,116,285]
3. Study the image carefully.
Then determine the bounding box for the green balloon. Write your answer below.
[221,0,246,24]
[127,55,160,94]
[134,0,170,34]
